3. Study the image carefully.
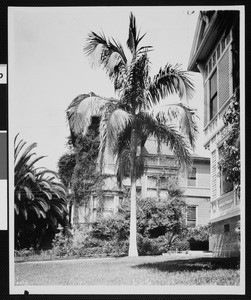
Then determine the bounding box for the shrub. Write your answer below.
[168,238,190,252]
[187,224,211,241]
[90,215,129,241]
[137,234,172,255]
[186,224,211,251]
[119,197,186,239]
[52,231,74,257]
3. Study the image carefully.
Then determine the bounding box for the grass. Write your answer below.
[15,255,240,286]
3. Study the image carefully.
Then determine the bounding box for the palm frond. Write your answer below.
[14,139,27,162]
[67,94,109,136]
[35,197,50,212]
[148,63,195,103]
[153,102,198,149]
[14,139,37,160]
[106,109,132,155]
[120,53,150,111]
[84,31,127,72]
[126,12,150,54]
[23,186,34,200]
[135,112,192,173]
[97,101,119,168]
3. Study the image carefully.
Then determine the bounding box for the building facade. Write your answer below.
[74,138,210,230]
[188,10,240,257]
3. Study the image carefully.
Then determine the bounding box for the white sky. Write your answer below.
[9,6,209,172]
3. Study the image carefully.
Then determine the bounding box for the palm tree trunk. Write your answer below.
[128,122,139,257]
[129,178,138,256]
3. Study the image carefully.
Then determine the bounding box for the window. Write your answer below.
[220,170,233,195]
[219,147,234,195]
[187,167,197,186]
[187,206,197,228]
[136,186,142,196]
[224,224,230,233]
[102,196,114,218]
[209,71,218,120]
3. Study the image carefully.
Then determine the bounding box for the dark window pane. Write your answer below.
[224,224,230,232]
[217,44,221,60]
[187,168,196,186]
[210,71,217,97]
[210,95,217,119]
[187,206,196,220]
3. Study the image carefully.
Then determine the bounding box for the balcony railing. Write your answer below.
[210,189,240,221]
[204,96,233,146]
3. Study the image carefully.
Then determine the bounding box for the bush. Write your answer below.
[137,234,173,255]
[187,224,211,241]
[119,197,186,239]
[168,238,190,252]
[186,224,211,251]
[52,231,74,257]
[90,215,129,241]
[49,197,189,259]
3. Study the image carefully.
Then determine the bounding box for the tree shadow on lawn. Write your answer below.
[132,257,240,273]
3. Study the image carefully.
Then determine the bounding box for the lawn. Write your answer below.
[15,254,240,286]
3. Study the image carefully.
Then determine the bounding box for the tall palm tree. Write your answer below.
[67,13,198,256]
[14,134,68,249]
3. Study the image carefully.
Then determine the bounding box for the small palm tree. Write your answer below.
[14,134,68,249]
[67,13,198,256]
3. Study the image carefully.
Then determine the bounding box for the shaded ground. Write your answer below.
[15,254,240,286]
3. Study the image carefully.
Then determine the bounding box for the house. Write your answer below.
[187,10,240,257]
[74,138,210,230]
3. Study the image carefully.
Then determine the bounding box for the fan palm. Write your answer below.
[67,13,198,256]
[14,134,68,249]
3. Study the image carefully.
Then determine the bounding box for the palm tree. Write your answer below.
[67,13,198,256]
[14,134,68,249]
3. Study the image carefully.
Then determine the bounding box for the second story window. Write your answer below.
[187,167,197,186]
[210,70,218,120]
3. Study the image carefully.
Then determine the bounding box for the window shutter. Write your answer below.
[211,150,217,200]
[218,49,230,109]
[204,84,208,127]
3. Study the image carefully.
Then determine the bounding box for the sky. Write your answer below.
[9,6,209,172]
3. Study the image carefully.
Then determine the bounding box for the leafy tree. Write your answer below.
[218,89,240,195]
[67,13,197,256]
[14,134,69,249]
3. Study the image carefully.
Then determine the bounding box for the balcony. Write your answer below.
[210,189,240,222]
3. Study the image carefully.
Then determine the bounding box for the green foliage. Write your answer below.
[91,215,129,241]
[119,196,186,241]
[179,224,211,251]
[48,193,187,258]
[14,134,69,250]
[57,153,76,187]
[70,130,105,207]
[218,90,240,194]
[186,224,212,242]
[52,230,74,257]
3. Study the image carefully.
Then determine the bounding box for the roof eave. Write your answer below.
[188,11,220,72]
